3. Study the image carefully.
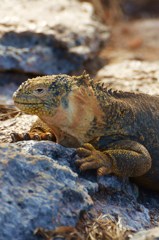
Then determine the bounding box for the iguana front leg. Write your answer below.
[11,119,80,147]
[11,119,56,142]
[76,140,152,177]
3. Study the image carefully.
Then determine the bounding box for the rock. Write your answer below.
[93,175,150,231]
[131,227,159,240]
[97,175,138,198]
[96,60,159,94]
[0,138,157,239]
[0,82,18,105]
[0,114,38,143]
[0,72,33,105]
[0,141,94,240]
[0,0,109,75]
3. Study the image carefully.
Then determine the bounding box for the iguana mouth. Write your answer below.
[14,101,43,105]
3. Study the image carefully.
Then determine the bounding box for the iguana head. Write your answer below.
[14,74,71,115]
[13,72,93,116]
[13,73,104,143]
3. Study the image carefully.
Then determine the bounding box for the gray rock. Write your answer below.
[0,139,153,239]
[92,175,150,231]
[0,114,38,143]
[97,175,139,198]
[0,141,93,240]
[0,0,109,75]
[93,192,150,232]
[97,60,159,95]
[131,227,159,240]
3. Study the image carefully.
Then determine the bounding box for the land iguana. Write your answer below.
[12,73,159,191]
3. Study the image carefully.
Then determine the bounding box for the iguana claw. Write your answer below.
[11,132,55,142]
[76,143,112,175]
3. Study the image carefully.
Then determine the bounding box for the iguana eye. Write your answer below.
[33,88,46,96]
[36,88,44,93]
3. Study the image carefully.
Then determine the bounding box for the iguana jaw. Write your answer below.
[13,97,51,116]
[40,86,105,144]
[13,88,58,116]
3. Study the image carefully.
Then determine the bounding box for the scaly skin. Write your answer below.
[12,73,159,191]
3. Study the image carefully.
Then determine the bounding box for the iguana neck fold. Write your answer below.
[39,86,106,145]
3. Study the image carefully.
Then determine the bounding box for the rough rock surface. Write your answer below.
[0,0,109,75]
[96,60,159,94]
[0,139,156,239]
[0,114,37,143]
[92,176,150,231]
[0,72,33,104]
[0,82,18,105]
[131,227,159,240]
[0,141,94,240]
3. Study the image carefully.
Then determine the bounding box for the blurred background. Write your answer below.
[0,0,159,105]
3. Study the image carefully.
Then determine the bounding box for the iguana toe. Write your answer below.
[97,166,112,176]
[82,143,95,151]
[76,148,91,158]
